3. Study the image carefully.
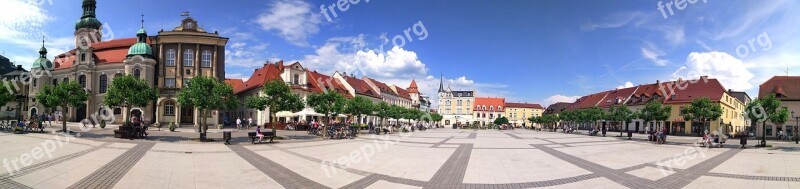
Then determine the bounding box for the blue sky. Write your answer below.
[2,0,799,107]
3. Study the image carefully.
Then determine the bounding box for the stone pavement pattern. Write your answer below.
[2,128,800,189]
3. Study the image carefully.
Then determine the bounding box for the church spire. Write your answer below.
[438,73,445,93]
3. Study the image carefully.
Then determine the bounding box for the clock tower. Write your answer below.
[74,0,103,50]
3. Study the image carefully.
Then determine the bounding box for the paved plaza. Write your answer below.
[2,126,800,189]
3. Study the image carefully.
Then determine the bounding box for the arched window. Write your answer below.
[164,101,175,116]
[99,75,107,93]
[52,79,57,85]
[201,50,212,67]
[78,75,86,88]
[63,77,68,83]
[114,108,121,115]
[33,79,37,87]
[166,49,176,66]
[80,53,86,61]
[482,105,486,110]
[490,106,494,111]
[292,74,299,85]
[183,49,194,66]
[133,68,141,79]
[499,106,503,111]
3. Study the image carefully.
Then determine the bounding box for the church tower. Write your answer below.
[74,0,103,49]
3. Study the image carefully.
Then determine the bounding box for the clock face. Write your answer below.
[184,21,195,29]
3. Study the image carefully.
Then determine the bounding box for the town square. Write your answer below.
[1,0,799,188]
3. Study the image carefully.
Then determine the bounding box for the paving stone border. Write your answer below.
[228,145,329,189]
[67,142,156,189]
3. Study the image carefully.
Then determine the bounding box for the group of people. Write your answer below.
[645,126,668,144]
[235,117,254,130]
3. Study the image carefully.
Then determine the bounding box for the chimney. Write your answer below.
[701,75,708,80]
[343,72,346,76]
[656,80,660,85]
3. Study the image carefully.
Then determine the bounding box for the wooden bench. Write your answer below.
[248,131,276,144]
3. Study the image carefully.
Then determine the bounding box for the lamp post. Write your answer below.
[792,111,799,144]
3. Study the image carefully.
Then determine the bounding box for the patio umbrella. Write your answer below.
[293,108,323,117]
[276,111,294,117]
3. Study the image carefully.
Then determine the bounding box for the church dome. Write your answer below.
[75,17,102,30]
[127,27,153,58]
[32,44,53,69]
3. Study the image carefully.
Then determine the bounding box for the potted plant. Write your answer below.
[169,122,176,132]
[99,120,106,129]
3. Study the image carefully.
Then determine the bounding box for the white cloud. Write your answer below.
[0,0,75,69]
[641,42,669,66]
[224,42,270,68]
[225,72,251,81]
[581,11,650,31]
[673,51,754,91]
[255,0,321,46]
[616,81,634,89]
[542,95,580,107]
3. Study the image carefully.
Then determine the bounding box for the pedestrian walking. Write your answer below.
[236,117,242,130]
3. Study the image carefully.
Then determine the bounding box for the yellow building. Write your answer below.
[505,102,544,127]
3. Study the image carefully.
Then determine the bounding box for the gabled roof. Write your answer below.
[235,62,284,94]
[474,97,506,112]
[506,102,544,109]
[759,76,800,100]
[394,86,412,100]
[545,102,572,114]
[568,90,610,110]
[342,75,381,99]
[598,86,639,108]
[661,78,726,104]
[307,70,352,98]
[224,78,244,91]
[364,77,397,96]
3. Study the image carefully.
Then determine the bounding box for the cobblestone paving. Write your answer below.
[67,142,155,189]
[0,142,110,189]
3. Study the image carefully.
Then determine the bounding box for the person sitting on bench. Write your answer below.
[256,126,264,143]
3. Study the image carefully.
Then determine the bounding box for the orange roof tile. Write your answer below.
[394,86,412,100]
[407,79,419,93]
[364,77,397,96]
[307,70,352,98]
[52,38,149,70]
[759,76,800,100]
[342,75,381,99]
[474,97,506,112]
[235,62,284,94]
[225,78,244,91]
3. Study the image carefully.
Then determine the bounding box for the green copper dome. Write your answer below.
[32,44,53,69]
[127,27,153,58]
[75,17,102,30]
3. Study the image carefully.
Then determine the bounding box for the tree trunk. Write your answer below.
[62,105,68,133]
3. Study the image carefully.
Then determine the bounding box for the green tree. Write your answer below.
[344,96,374,126]
[0,81,15,120]
[375,102,391,128]
[244,79,304,133]
[642,101,671,132]
[387,105,404,125]
[103,75,158,126]
[177,76,238,140]
[746,94,788,145]
[307,90,346,137]
[679,97,721,136]
[494,116,509,125]
[585,106,604,130]
[608,105,634,136]
[37,81,88,133]
[527,116,538,130]
[430,113,443,127]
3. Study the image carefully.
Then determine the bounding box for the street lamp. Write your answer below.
[793,111,799,144]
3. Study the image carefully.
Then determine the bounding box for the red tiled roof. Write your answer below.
[598,86,639,108]
[568,91,610,110]
[364,77,397,96]
[307,71,353,98]
[661,78,725,104]
[474,97,506,112]
[407,79,419,93]
[235,62,284,94]
[759,76,800,100]
[506,102,543,109]
[545,102,572,114]
[225,78,244,91]
[53,38,150,70]
[343,76,381,99]
[394,86,412,100]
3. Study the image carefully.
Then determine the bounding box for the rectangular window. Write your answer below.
[165,78,176,88]
[183,49,194,66]
[202,50,212,67]
[165,105,175,116]
[166,49,176,66]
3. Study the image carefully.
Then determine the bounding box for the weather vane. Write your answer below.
[141,14,144,27]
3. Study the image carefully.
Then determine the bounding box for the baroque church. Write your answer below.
[26,0,228,126]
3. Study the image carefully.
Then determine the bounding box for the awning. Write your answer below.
[276,111,294,117]
[293,108,323,117]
